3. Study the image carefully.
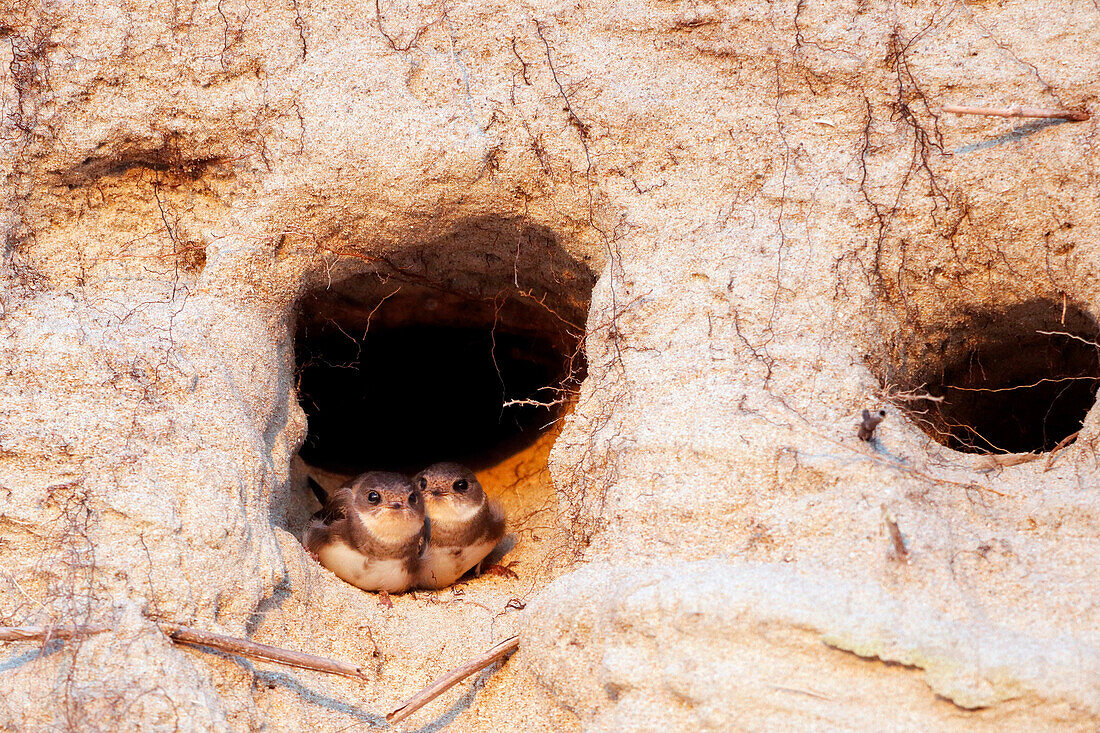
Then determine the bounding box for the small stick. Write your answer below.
[0,623,370,681]
[978,452,1041,469]
[1044,430,1081,472]
[157,622,370,680]
[386,635,520,725]
[942,104,1089,122]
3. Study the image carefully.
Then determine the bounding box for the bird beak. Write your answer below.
[387,501,404,510]
[430,490,445,497]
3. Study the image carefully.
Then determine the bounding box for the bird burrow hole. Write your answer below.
[293,220,595,479]
[880,298,1100,454]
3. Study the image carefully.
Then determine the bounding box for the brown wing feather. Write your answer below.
[314,484,354,524]
[304,516,351,555]
[305,481,359,553]
[485,500,506,544]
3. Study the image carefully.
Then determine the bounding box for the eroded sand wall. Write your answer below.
[1,0,1098,729]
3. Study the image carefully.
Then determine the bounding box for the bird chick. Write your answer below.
[414,462,505,590]
[304,471,425,594]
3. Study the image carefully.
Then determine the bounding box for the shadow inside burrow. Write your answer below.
[879,298,1100,455]
[292,217,594,478]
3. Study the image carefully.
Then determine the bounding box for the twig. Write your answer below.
[0,623,370,681]
[502,395,570,409]
[1044,429,1081,472]
[881,384,944,403]
[157,622,370,680]
[941,104,1089,121]
[977,452,1042,470]
[387,635,520,725]
[767,683,832,700]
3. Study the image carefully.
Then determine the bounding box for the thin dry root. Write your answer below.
[1044,429,1081,472]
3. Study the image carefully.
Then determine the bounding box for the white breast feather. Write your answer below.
[316,540,412,593]
[358,509,422,543]
[428,499,483,524]
[417,538,499,589]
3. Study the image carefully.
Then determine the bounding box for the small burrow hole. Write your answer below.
[293,219,595,476]
[881,299,1100,454]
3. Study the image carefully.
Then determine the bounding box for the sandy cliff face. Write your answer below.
[1,0,1098,729]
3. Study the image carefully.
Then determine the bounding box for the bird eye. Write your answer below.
[453,479,468,493]
[408,492,418,505]
[367,491,381,504]
[418,477,427,491]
